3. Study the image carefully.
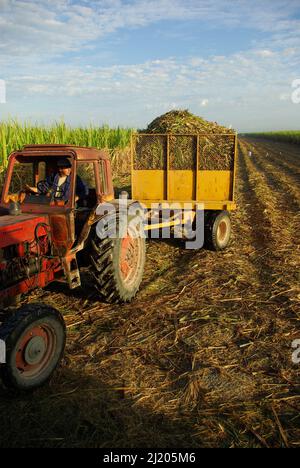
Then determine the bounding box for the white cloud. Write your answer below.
[0,0,299,61]
[201,99,209,107]
[255,50,276,58]
[279,93,290,101]
[4,47,297,120]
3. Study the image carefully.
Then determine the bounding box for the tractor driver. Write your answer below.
[48,158,89,203]
[25,158,89,203]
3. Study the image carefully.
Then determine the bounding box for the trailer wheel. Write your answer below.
[90,214,146,303]
[0,303,66,391]
[205,211,232,251]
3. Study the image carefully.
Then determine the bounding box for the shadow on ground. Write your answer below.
[0,367,201,448]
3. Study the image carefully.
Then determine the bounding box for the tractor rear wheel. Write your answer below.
[205,211,232,251]
[0,303,66,391]
[90,215,146,303]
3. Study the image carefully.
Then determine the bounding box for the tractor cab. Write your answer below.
[0,145,114,256]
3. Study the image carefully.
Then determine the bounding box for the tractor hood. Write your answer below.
[0,213,49,249]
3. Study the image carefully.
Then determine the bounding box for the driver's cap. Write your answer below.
[57,158,72,168]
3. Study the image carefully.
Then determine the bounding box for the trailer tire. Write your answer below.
[0,303,66,392]
[205,211,232,251]
[90,213,146,303]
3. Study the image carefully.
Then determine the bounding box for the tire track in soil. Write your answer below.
[241,139,300,261]
[241,139,300,213]
[247,141,300,184]
[244,138,300,188]
[236,141,280,297]
[223,149,270,295]
[247,138,300,169]
[241,141,290,247]
[249,140,300,186]
[241,140,300,252]
[238,140,300,308]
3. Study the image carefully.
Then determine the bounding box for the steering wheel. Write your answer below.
[37,180,51,195]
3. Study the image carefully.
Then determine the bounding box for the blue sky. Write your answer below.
[0,0,299,131]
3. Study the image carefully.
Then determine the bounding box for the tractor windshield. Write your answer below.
[7,156,73,206]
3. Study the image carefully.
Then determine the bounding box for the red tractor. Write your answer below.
[0,145,146,391]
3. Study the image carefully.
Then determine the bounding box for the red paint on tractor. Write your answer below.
[0,214,49,249]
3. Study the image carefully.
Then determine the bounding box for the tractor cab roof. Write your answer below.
[12,144,109,161]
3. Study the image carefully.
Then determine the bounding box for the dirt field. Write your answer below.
[0,137,299,448]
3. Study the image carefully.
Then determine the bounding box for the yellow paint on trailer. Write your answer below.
[137,200,236,211]
[132,170,234,204]
[144,219,181,231]
[132,170,166,200]
[168,170,194,200]
[197,171,233,201]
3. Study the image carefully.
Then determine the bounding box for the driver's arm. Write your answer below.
[25,174,54,194]
[24,184,38,194]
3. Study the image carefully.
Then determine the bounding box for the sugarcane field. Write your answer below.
[0,0,299,454]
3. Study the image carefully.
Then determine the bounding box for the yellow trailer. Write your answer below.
[131,132,238,250]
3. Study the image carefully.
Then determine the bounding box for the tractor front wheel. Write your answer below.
[0,303,66,391]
